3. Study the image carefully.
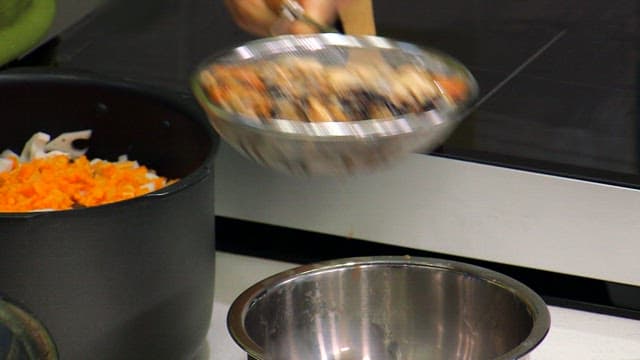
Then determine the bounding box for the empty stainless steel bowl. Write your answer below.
[227,256,550,360]
[192,34,478,176]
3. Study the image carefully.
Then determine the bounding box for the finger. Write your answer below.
[301,0,338,24]
[270,17,319,35]
[267,0,327,35]
[296,0,339,31]
[224,0,280,36]
[265,0,285,12]
[267,0,334,35]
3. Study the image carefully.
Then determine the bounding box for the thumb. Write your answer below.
[270,0,351,35]
[294,0,342,32]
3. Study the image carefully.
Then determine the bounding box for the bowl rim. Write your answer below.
[227,255,551,360]
[191,33,478,139]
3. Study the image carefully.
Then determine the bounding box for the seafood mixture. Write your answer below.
[0,130,176,212]
[199,56,470,123]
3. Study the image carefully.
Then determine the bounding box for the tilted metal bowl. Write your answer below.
[228,256,550,360]
[192,33,478,176]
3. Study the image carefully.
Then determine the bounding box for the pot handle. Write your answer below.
[0,298,58,359]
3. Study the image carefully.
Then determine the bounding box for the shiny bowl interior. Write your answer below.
[227,256,550,360]
[192,34,478,176]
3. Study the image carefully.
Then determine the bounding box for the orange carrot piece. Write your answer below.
[0,155,176,212]
[433,76,469,100]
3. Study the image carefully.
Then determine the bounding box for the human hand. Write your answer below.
[224,0,344,36]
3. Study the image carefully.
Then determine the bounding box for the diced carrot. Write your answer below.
[0,154,176,212]
[433,76,469,100]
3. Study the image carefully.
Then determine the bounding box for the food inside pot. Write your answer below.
[199,56,470,123]
[0,130,177,212]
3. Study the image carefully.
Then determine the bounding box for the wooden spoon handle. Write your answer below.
[338,0,376,35]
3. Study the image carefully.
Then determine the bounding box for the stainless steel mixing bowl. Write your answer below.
[192,34,478,176]
[227,256,550,360]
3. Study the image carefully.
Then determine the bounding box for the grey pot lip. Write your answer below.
[227,255,551,360]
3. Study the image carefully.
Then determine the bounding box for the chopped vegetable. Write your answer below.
[432,76,470,101]
[0,131,176,212]
[199,56,471,122]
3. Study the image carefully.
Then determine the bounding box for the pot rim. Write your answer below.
[227,255,551,360]
[0,68,219,218]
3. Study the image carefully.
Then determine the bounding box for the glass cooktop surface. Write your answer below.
[7,0,638,188]
[388,0,638,189]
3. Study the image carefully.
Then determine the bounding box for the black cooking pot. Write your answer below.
[0,70,219,359]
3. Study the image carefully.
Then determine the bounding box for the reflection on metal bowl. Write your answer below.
[192,34,478,176]
[228,256,550,360]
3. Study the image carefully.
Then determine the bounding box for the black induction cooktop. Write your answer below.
[406,0,639,189]
[6,0,639,188]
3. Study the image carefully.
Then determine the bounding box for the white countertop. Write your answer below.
[206,251,640,360]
